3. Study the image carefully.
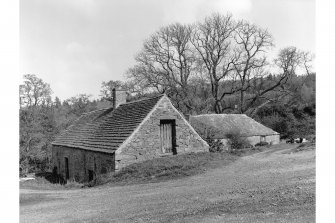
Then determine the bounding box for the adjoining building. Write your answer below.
[189,114,280,147]
[52,90,209,182]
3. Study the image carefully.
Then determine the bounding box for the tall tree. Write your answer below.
[19,74,55,173]
[245,46,313,116]
[64,94,95,116]
[128,23,196,113]
[191,13,238,113]
[19,74,53,108]
[232,20,274,113]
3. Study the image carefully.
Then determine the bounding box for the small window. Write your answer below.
[261,136,266,142]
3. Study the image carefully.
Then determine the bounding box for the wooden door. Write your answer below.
[160,120,176,154]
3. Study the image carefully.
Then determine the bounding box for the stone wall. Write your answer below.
[219,136,261,149]
[219,137,260,150]
[265,134,280,145]
[219,134,280,148]
[115,96,209,170]
[52,145,115,182]
[246,136,262,145]
[247,135,280,145]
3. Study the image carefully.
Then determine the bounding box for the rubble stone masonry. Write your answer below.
[115,96,209,170]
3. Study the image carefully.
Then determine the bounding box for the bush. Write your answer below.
[201,126,226,153]
[255,103,315,139]
[225,129,251,152]
[206,137,225,153]
[255,141,269,147]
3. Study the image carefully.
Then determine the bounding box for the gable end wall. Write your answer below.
[115,96,209,170]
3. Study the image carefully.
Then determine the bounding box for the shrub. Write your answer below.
[205,136,225,153]
[225,129,251,152]
[201,126,226,153]
[208,140,225,153]
[255,103,315,140]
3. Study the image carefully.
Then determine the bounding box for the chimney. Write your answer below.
[112,88,127,109]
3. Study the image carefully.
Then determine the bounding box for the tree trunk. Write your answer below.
[240,90,244,114]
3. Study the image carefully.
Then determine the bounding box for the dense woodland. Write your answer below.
[19,13,315,174]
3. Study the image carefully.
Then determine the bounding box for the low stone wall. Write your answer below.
[219,134,280,149]
[115,96,209,170]
[52,145,115,182]
[247,136,262,145]
[241,135,280,146]
[265,134,280,145]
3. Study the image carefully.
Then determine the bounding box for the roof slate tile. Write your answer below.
[190,114,279,138]
[52,95,164,152]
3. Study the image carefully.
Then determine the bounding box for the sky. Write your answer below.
[20,0,315,100]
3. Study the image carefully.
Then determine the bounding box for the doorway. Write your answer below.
[160,120,177,154]
[64,157,69,180]
[88,169,94,182]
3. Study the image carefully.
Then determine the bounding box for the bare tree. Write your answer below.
[245,46,314,116]
[232,20,274,113]
[126,13,314,116]
[127,23,196,112]
[191,13,239,113]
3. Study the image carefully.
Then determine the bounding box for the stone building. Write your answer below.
[52,90,209,182]
[189,114,280,147]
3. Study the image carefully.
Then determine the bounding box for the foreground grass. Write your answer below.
[94,151,239,187]
[20,148,267,190]
[20,177,84,190]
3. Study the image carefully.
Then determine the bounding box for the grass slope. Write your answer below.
[95,152,238,186]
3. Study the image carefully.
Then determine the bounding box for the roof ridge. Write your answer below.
[79,107,110,116]
[119,94,165,106]
[73,94,165,117]
[191,113,247,117]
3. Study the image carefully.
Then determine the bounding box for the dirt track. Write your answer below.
[20,144,315,223]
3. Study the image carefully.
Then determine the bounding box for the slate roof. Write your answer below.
[189,114,279,139]
[52,95,164,152]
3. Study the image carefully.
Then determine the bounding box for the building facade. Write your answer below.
[52,92,209,182]
[189,114,280,148]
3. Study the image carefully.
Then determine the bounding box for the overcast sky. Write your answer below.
[20,0,315,100]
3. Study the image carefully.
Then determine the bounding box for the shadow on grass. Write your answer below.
[35,172,66,185]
